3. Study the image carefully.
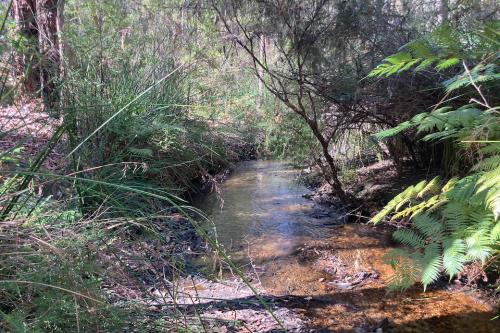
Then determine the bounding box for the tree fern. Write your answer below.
[369,22,499,291]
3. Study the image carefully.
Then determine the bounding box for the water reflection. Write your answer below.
[196,160,333,255]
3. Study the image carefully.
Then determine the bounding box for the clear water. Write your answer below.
[196,160,335,269]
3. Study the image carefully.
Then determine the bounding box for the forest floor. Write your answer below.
[0,103,64,173]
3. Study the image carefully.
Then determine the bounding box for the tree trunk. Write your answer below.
[439,0,449,24]
[306,118,351,203]
[320,141,350,203]
[257,34,265,108]
[12,0,39,95]
[12,0,63,107]
[36,0,63,108]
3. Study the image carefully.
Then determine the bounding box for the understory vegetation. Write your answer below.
[369,22,499,290]
[0,0,498,331]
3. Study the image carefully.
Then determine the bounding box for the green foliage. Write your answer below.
[368,22,499,79]
[2,1,274,331]
[0,190,125,332]
[371,22,500,291]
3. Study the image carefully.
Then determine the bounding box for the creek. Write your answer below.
[188,160,497,333]
[196,160,337,287]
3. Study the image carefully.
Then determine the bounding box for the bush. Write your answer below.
[370,22,499,290]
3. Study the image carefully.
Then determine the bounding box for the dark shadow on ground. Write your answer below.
[170,285,498,333]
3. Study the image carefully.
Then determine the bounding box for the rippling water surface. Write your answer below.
[196,160,334,270]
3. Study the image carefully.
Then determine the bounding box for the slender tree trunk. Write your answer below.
[306,118,350,203]
[12,0,63,107]
[36,0,63,108]
[56,0,64,80]
[320,141,349,203]
[257,34,265,108]
[439,0,449,24]
[12,0,39,95]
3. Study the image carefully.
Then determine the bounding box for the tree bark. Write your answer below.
[36,0,63,108]
[12,0,39,95]
[439,0,449,24]
[257,34,265,108]
[12,0,63,107]
[308,120,350,203]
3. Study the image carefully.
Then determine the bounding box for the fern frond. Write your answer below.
[446,175,478,202]
[435,57,460,71]
[465,230,491,262]
[417,176,441,198]
[484,186,500,220]
[491,221,500,241]
[442,238,466,277]
[442,178,458,193]
[383,249,421,291]
[476,166,500,194]
[395,182,425,212]
[480,142,500,155]
[373,121,414,140]
[416,110,447,133]
[415,57,437,72]
[412,214,443,240]
[371,184,422,223]
[393,229,426,249]
[443,201,468,233]
[473,155,500,171]
[391,195,444,219]
[368,52,422,77]
[407,40,433,58]
[422,129,459,141]
[444,63,500,92]
[370,207,392,224]
[420,242,442,290]
[128,147,154,157]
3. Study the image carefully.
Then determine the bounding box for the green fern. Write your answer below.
[419,242,443,289]
[442,238,466,277]
[444,63,500,92]
[370,22,499,291]
[413,214,443,239]
[393,229,426,249]
[383,249,421,291]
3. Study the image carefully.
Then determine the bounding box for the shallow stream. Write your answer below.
[195,160,335,285]
[192,160,498,332]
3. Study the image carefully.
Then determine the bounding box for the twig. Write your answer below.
[463,61,491,109]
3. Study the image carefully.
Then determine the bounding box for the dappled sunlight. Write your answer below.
[196,161,498,332]
[2,0,497,331]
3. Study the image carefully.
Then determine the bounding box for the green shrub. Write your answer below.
[370,22,499,290]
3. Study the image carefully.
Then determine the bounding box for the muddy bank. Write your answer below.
[300,160,430,211]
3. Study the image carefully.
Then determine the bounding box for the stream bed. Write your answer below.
[195,160,338,284]
[182,160,498,333]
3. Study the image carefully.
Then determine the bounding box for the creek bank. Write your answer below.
[95,159,498,332]
[299,160,430,214]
